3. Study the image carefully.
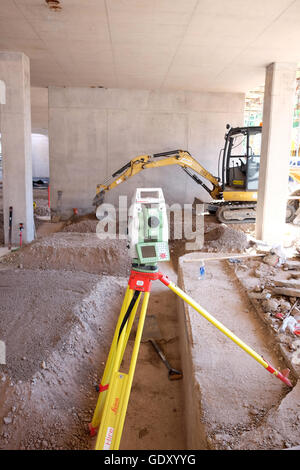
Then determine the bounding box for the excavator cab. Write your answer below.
[222,125,262,193]
[212,125,263,223]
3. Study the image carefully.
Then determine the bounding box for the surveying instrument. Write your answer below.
[89,188,292,451]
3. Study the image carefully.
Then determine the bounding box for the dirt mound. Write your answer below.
[236,380,300,450]
[169,222,250,269]
[204,223,249,252]
[62,219,98,233]
[34,198,51,217]
[0,270,128,449]
[0,269,103,382]
[1,233,131,277]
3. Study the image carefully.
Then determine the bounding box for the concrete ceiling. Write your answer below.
[1,0,300,93]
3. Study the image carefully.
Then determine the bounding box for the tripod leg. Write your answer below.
[95,291,150,450]
[113,290,142,376]
[160,276,292,387]
[89,286,134,433]
[119,292,141,367]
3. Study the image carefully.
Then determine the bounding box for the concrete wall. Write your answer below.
[49,87,245,216]
[32,132,49,178]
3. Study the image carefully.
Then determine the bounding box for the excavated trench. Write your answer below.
[178,254,300,450]
[0,233,184,450]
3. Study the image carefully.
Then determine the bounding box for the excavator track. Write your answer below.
[216,199,299,224]
[216,203,256,224]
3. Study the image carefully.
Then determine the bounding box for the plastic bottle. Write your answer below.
[198,261,205,280]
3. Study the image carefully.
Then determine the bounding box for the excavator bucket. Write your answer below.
[93,190,105,208]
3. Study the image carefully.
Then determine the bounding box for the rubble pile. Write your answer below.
[230,251,300,378]
[204,223,249,253]
[34,199,51,217]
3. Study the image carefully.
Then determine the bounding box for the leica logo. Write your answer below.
[103,426,114,450]
[111,397,120,415]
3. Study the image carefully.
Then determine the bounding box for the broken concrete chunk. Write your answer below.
[253,284,262,293]
[262,298,279,312]
[291,272,300,279]
[249,292,270,300]
[263,254,280,267]
[287,340,298,352]
[278,299,291,312]
[284,261,300,271]
[3,416,12,425]
[272,287,300,298]
[274,280,300,289]
[279,316,298,334]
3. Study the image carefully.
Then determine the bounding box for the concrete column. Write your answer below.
[256,62,297,245]
[0,80,5,104]
[0,52,34,245]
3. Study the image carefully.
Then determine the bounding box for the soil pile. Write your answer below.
[204,223,249,252]
[0,270,128,450]
[62,219,98,233]
[1,233,131,277]
[34,199,50,217]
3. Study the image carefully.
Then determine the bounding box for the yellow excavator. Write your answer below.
[93,125,300,224]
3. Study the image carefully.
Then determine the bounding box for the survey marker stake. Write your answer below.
[19,223,24,248]
[8,206,13,250]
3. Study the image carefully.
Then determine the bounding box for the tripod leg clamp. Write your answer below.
[88,422,98,437]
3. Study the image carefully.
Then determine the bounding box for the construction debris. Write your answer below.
[230,256,300,376]
[263,246,287,267]
[283,260,300,271]
[271,287,300,298]
[274,279,300,288]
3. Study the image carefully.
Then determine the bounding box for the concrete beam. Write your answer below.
[0,52,34,245]
[256,62,297,245]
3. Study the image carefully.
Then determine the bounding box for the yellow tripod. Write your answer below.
[89,267,292,451]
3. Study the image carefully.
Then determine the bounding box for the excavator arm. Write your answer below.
[93,150,222,207]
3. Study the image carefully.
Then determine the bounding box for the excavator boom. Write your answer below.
[93,150,222,207]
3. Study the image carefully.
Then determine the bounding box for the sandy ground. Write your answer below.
[179,257,300,450]
[0,271,128,449]
[0,208,299,450]
[2,233,131,278]
[236,380,300,450]
[0,228,184,450]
